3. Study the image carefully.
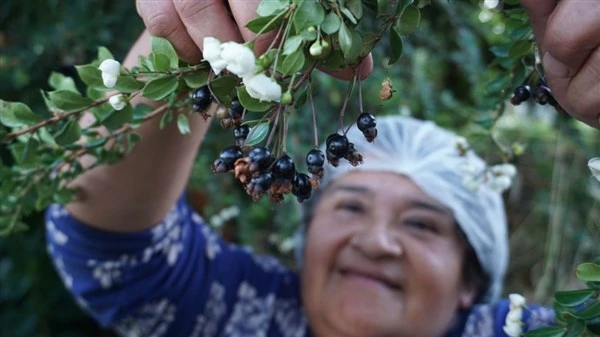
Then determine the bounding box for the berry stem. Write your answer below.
[266,16,287,54]
[308,80,319,148]
[266,106,281,148]
[339,76,356,134]
[271,17,294,79]
[282,108,288,154]
[357,68,364,114]
[247,8,291,46]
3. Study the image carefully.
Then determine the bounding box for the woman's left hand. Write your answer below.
[520,0,600,129]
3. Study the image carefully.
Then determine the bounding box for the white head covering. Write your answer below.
[298,115,508,303]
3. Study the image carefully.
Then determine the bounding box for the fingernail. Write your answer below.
[543,52,570,77]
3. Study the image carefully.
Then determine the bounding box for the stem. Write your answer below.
[266,106,281,148]
[339,76,355,134]
[357,67,364,114]
[271,15,294,79]
[247,7,291,46]
[2,96,115,142]
[282,108,288,153]
[308,80,318,148]
[292,62,317,92]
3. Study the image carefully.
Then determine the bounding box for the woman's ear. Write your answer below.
[458,284,477,309]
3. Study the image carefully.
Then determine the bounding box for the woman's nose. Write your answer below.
[350,222,403,259]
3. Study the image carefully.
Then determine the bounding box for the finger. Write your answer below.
[136,0,202,63]
[317,54,374,81]
[173,0,243,54]
[542,1,600,78]
[519,0,558,47]
[549,46,600,128]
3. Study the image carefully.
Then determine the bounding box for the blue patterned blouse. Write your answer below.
[45,194,556,337]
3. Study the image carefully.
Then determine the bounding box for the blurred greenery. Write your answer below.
[1,0,599,336]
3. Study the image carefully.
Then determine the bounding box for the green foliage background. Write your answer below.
[1,1,599,336]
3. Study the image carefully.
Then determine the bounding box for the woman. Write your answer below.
[44,30,560,336]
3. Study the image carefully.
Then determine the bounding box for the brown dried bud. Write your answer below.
[379,78,394,101]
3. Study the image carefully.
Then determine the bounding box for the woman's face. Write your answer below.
[301,171,476,337]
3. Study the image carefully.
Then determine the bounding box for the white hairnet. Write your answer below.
[297,115,508,303]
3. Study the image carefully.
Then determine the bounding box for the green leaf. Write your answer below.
[346,0,364,20]
[572,302,600,320]
[246,14,285,34]
[256,0,289,16]
[245,122,269,146]
[523,326,568,337]
[338,23,362,63]
[395,0,415,15]
[160,109,173,129]
[577,263,600,282]
[54,119,81,146]
[509,40,533,58]
[113,76,145,93]
[394,5,420,35]
[76,65,105,89]
[143,77,179,100]
[177,114,191,135]
[150,52,172,72]
[340,7,357,24]
[321,12,341,34]
[555,289,597,307]
[236,86,274,112]
[300,28,318,41]
[563,319,586,337]
[97,46,114,63]
[294,0,325,32]
[388,29,404,65]
[280,51,306,75]
[38,127,56,145]
[132,104,154,123]
[210,75,239,105]
[101,105,133,131]
[48,90,94,112]
[283,36,304,55]
[183,71,210,89]
[0,101,43,127]
[151,36,179,69]
[49,72,79,93]
[377,0,392,16]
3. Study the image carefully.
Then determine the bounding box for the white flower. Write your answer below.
[109,94,127,111]
[509,293,527,308]
[589,157,600,182]
[244,73,282,102]
[506,307,523,323]
[488,175,512,193]
[221,42,257,77]
[502,322,522,337]
[455,136,470,153]
[491,163,517,178]
[463,175,481,192]
[98,59,121,88]
[203,37,227,75]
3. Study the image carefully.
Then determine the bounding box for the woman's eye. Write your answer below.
[337,202,364,213]
[405,220,436,233]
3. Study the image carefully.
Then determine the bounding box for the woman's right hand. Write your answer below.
[135,0,372,80]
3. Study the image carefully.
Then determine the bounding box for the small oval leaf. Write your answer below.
[236,86,273,112]
[554,289,597,307]
[523,326,568,337]
[245,122,269,146]
[577,263,600,282]
[143,76,179,100]
[54,119,81,146]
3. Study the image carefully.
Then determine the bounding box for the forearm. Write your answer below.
[66,30,212,232]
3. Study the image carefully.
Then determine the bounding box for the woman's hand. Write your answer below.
[135,0,372,80]
[521,0,600,129]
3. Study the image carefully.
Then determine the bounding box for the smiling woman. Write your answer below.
[43,32,559,337]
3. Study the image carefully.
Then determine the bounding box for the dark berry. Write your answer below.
[191,86,212,112]
[234,125,250,146]
[362,127,378,143]
[326,133,349,158]
[292,173,312,202]
[534,86,552,105]
[356,112,376,132]
[510,85,531,106]
[250,172,273,191]
[272,155,296,181]
[212,146,243,173]
[229,97,244,121]
[306,149,325,167]
[248,146,274,172]
[344,142,363,166]
[306,149,325,178]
